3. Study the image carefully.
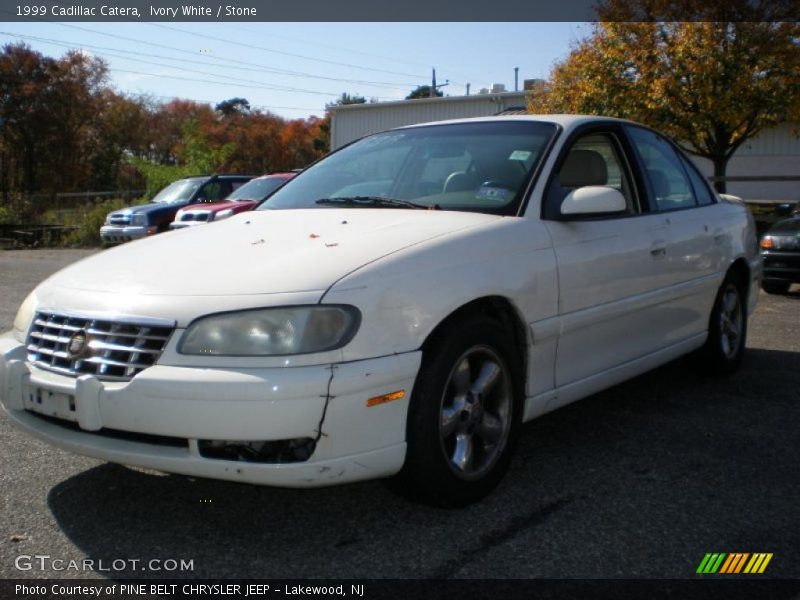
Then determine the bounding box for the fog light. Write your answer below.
[198,437,316,463]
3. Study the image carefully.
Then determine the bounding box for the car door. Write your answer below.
[625,126,723,340]
[542,124,675,388]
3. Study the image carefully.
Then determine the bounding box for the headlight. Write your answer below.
[131,213,147,227]
[13,292,36,341]
[179,306,360,356]
[215,208,234,221]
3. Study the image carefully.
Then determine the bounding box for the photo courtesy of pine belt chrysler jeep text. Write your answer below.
[0,116,761,506]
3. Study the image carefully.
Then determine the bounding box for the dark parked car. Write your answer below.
[760,216,800,294]
[170,173,296,230]
[100,175,254,244]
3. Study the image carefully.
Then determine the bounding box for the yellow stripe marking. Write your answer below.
[758,554,773,574]
[744,554,761,574]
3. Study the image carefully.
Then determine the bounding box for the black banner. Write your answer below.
[4,579,800,600]
[1,0,798,22]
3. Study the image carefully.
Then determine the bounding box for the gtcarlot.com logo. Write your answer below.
[696,553,773,574]
[15,555,194,572]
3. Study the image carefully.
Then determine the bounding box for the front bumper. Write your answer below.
[761,251,800,284]
[0,334,420,487]
[99,225,152,243]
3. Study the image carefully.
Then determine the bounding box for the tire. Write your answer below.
[694,272,748,375]
[762,281,791,295]
[394,314,523,507]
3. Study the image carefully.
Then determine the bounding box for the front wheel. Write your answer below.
[693,274,747,375]
[395,315,522,507]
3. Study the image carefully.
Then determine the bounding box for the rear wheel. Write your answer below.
[762,281,791,295]
[395,315,522,507]
[694,273,747,375]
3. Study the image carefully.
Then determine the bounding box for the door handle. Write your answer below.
[713,228,725,244]
[650,241,667,259]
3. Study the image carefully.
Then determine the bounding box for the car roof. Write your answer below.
[393,114,640,132]
[180,175,255,181]
[251,173,296,180]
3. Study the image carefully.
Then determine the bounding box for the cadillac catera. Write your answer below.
[1,116,761,505]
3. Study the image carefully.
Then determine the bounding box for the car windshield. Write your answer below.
[259,121,557,214]
[151,178,206,204]
[770,218,800,234]
[226,177,287,202]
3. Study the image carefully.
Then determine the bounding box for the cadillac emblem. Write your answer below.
[67,330,89,360]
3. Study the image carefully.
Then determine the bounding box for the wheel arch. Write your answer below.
[421,295,529,384]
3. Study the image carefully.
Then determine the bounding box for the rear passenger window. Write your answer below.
[628,127,697,211]
[678,154,715,206]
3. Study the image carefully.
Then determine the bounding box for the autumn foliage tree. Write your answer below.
[528,0,800,191]
[0,43,330,205]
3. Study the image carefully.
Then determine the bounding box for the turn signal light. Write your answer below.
[760,237,773,250]
[366,390,405,407]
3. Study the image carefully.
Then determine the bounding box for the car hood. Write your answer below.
[178,200,256,213]
[113,202,186,216]
[47,209,502,296]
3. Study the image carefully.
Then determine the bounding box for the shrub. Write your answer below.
[61,198,130,247]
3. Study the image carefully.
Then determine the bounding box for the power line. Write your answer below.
[226,24,474,85]
[52,22,421,91]
[111,67,396,100]
[148,23,425,79]
[0,30,415,89]
[0,31,404,99]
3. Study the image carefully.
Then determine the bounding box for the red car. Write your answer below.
[169,173,296,229]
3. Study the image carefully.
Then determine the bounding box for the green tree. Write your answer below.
[130,120,236,199]
[325,92,367,111]
[528,0,800,192]
[215,97,250,117]
[406,85,443,100]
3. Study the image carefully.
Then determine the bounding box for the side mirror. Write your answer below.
[560,186,626,216]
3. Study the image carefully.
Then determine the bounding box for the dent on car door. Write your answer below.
[626,126,722,340]
[542,128,675,388]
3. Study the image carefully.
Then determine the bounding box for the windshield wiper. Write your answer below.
[315,196,433,210]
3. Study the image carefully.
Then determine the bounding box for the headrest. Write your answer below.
[559,149,608,188]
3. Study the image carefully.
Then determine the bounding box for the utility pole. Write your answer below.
[514,67,519,92]
[427,68,448,98]
[466,83,471,96]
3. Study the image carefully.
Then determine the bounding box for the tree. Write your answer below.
[215,97,250,117]
[325,92,367,111]
[406,85,443,100]
[527,0,800,192]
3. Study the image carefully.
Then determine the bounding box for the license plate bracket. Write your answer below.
[23,385,78,422]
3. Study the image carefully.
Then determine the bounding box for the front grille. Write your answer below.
[180,212,210,222]
[108,213,130,225]
[27,311,174,381]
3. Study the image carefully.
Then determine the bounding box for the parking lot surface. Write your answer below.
[0,249,798,579]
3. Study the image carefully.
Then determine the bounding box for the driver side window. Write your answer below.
[544,131,638,219]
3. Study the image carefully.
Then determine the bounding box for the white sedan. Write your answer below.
[0,115,760,506]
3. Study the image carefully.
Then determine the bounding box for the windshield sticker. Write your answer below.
[508,150,532,161]
[477,186,513,202]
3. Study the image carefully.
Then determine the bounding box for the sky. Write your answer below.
[0,22,589,120]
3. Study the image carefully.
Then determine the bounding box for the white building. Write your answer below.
[329,94,799,202]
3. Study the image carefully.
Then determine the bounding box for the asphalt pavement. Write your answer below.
[0,249,798,580]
